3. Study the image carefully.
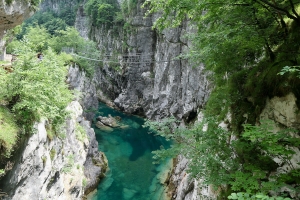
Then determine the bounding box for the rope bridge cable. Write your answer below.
[71,53,183,64]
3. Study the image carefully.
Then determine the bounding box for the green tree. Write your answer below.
[21,26,51,52]
[43,18,68,35]
[145,0,300,82]
[85,0,120,27]
[145,117,238,188]
[49,27,85,52]
[49,27,100,76]
[0,41,73,133]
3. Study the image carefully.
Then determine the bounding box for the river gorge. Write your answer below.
[1,0,300,199]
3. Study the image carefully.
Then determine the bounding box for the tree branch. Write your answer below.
[257,0,300,23]
[288,0,300,19]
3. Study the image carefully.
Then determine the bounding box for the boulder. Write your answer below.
[97,115,120,128]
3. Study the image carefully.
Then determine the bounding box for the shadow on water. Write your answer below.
[91,103,172,200]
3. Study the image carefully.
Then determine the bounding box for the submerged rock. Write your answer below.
[123,188,137,200]
[97,115,120,128]
[101,176,114,191]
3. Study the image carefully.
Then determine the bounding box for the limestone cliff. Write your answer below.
[76,0,210,121]
[0,101,107,200]
[0,0,34,34]
[0,0,34,59]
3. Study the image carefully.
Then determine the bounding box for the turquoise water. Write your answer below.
[91,103,171,200]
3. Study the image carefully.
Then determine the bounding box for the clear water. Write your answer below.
[91,103,171,200]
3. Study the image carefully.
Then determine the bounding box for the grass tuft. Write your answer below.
[0,106,19,158]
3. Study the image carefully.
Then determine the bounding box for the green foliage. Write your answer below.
[145,0,300,198]
[41,155,47,166]
[30,0,42,7]
[0,169,5,177]
[49,27,84,52]
[43,18,67,35]
[145,117,237,189]
[82,178,87,187]
[46,129,54,140]
[121,0,138,17]
[75,123,87,142]
[16,0,80,39]
[49,27,100,76]
[62,154,75,173]
[5,0,12,5]
[146,117,300,196]
[0,106,19,159]
[50,148,56,160]
[21,26,51,52]
[228,192,291,200]
[85,0,120,27]
[243,120,300,162]
[0,39,73,134]
[144,0,300,99]
[55,1,80,26]
[278,66,300,78]
[8,25,99,77]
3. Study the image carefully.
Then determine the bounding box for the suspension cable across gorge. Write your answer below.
[71,53,183,64]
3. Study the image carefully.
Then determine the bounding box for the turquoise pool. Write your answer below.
[91,103,172,200]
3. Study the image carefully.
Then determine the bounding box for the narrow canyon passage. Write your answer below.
[91,103,172,200]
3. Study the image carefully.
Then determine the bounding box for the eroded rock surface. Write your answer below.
[0,0,34,59]
[76,0,210,121]
[0,0,33,34]
[1,101,107,200]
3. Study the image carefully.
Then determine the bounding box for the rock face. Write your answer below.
[167,156,218,200]
[0,0,34,59]
[39,0,82,14]
[0,64,108,199]
[260,93,300,174]
[0,101,107,200]
[76,0,210,121]
[0,0,33,34]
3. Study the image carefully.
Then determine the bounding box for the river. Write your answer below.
[90,103,172,200]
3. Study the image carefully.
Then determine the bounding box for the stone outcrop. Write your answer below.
[260,93,300,129]
[260,93,300,176]
[0,0,34,34]
[0,0,34,59]
[97,115,120,128]
[0,101,107,200]
[167,156,218,200]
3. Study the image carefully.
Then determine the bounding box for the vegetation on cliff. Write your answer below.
[0,28,74,173]
[84,0,138,27]
[4,0,42,11]
[145,0,300,198]
[0,106,18,169]
[0,0,106,175]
